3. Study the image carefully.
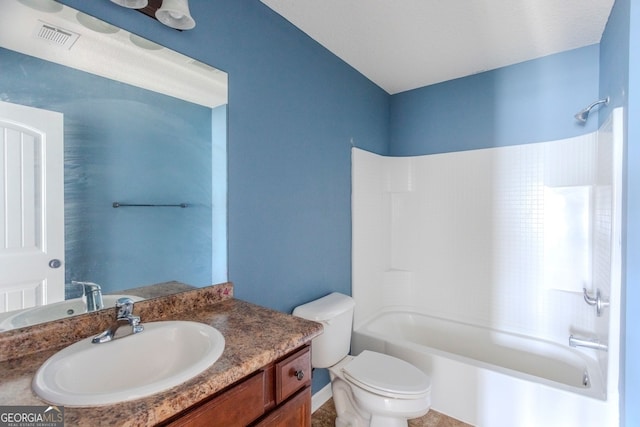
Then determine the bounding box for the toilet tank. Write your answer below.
[293,292,355,368]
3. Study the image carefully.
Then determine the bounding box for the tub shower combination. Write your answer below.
[352,309,612,427]
[351,108,622,427]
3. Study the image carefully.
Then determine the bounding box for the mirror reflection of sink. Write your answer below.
[32,321,225,406]
[0,295,144,331]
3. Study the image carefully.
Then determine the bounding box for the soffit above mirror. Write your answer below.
[2,0,227,108]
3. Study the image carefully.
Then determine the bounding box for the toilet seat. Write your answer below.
[341,351,431,399]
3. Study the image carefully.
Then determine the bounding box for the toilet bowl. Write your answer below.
[293,292,431,427]
[330,351,431,427]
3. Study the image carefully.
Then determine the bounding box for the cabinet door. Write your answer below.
[166,370,265,427]
[254,387,311,427]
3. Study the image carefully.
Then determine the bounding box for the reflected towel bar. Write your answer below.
[112,202,188,208]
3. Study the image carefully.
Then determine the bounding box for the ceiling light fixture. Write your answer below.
[109,0,196,31]
[155,0,195,30]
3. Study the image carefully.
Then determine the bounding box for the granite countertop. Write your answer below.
[0,283,323,426]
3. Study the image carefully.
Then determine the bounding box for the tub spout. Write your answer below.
[569,335,608,352]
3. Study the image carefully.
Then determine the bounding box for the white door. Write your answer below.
[0,101,64,313]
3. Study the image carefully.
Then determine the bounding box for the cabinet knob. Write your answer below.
[294,370,304,381]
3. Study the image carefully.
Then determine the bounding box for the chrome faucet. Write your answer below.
[569,335,608,352]
[583,288,610,317]
[92,297,144,344]
[73,281,104,312]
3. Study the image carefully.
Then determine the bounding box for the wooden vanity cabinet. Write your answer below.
[162,345,312,427]
[254,387,311,427]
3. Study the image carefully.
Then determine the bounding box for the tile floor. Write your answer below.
[311,398,473,427]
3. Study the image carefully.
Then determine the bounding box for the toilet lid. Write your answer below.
[342,351,431,398]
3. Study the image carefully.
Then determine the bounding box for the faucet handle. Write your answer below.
[583,288,597,306]
[115,297,135,319]
[115,298,144,334]
[582,288,609,317]
[130,315,144,334]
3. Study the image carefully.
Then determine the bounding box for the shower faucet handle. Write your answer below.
[582,288,609,317]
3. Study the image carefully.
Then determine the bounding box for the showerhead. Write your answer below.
[574,97,610,123]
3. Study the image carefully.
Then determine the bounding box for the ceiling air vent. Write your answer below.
[32,21,80,50]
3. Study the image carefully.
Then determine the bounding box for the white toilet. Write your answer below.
[293,292,431,427]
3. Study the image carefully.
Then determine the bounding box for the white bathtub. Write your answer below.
[351,309,618,427]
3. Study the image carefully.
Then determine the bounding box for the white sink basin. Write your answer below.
[32,321,225,406]
[0,295,144,330]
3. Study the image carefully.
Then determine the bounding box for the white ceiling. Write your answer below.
[261,0,615,94]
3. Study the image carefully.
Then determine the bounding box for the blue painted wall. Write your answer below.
[0,47,214,294]
[389,44,600,156]
[600,0,639,424]
[626,2,640,424]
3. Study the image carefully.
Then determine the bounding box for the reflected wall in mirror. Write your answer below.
[0,0,228,331]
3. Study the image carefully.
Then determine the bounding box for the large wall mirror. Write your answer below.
[0,0,228,332]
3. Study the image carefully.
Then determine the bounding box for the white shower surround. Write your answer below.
[351,108,622,426]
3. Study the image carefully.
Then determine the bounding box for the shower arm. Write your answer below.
[584,98,608,112]
[574,97,610,123]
